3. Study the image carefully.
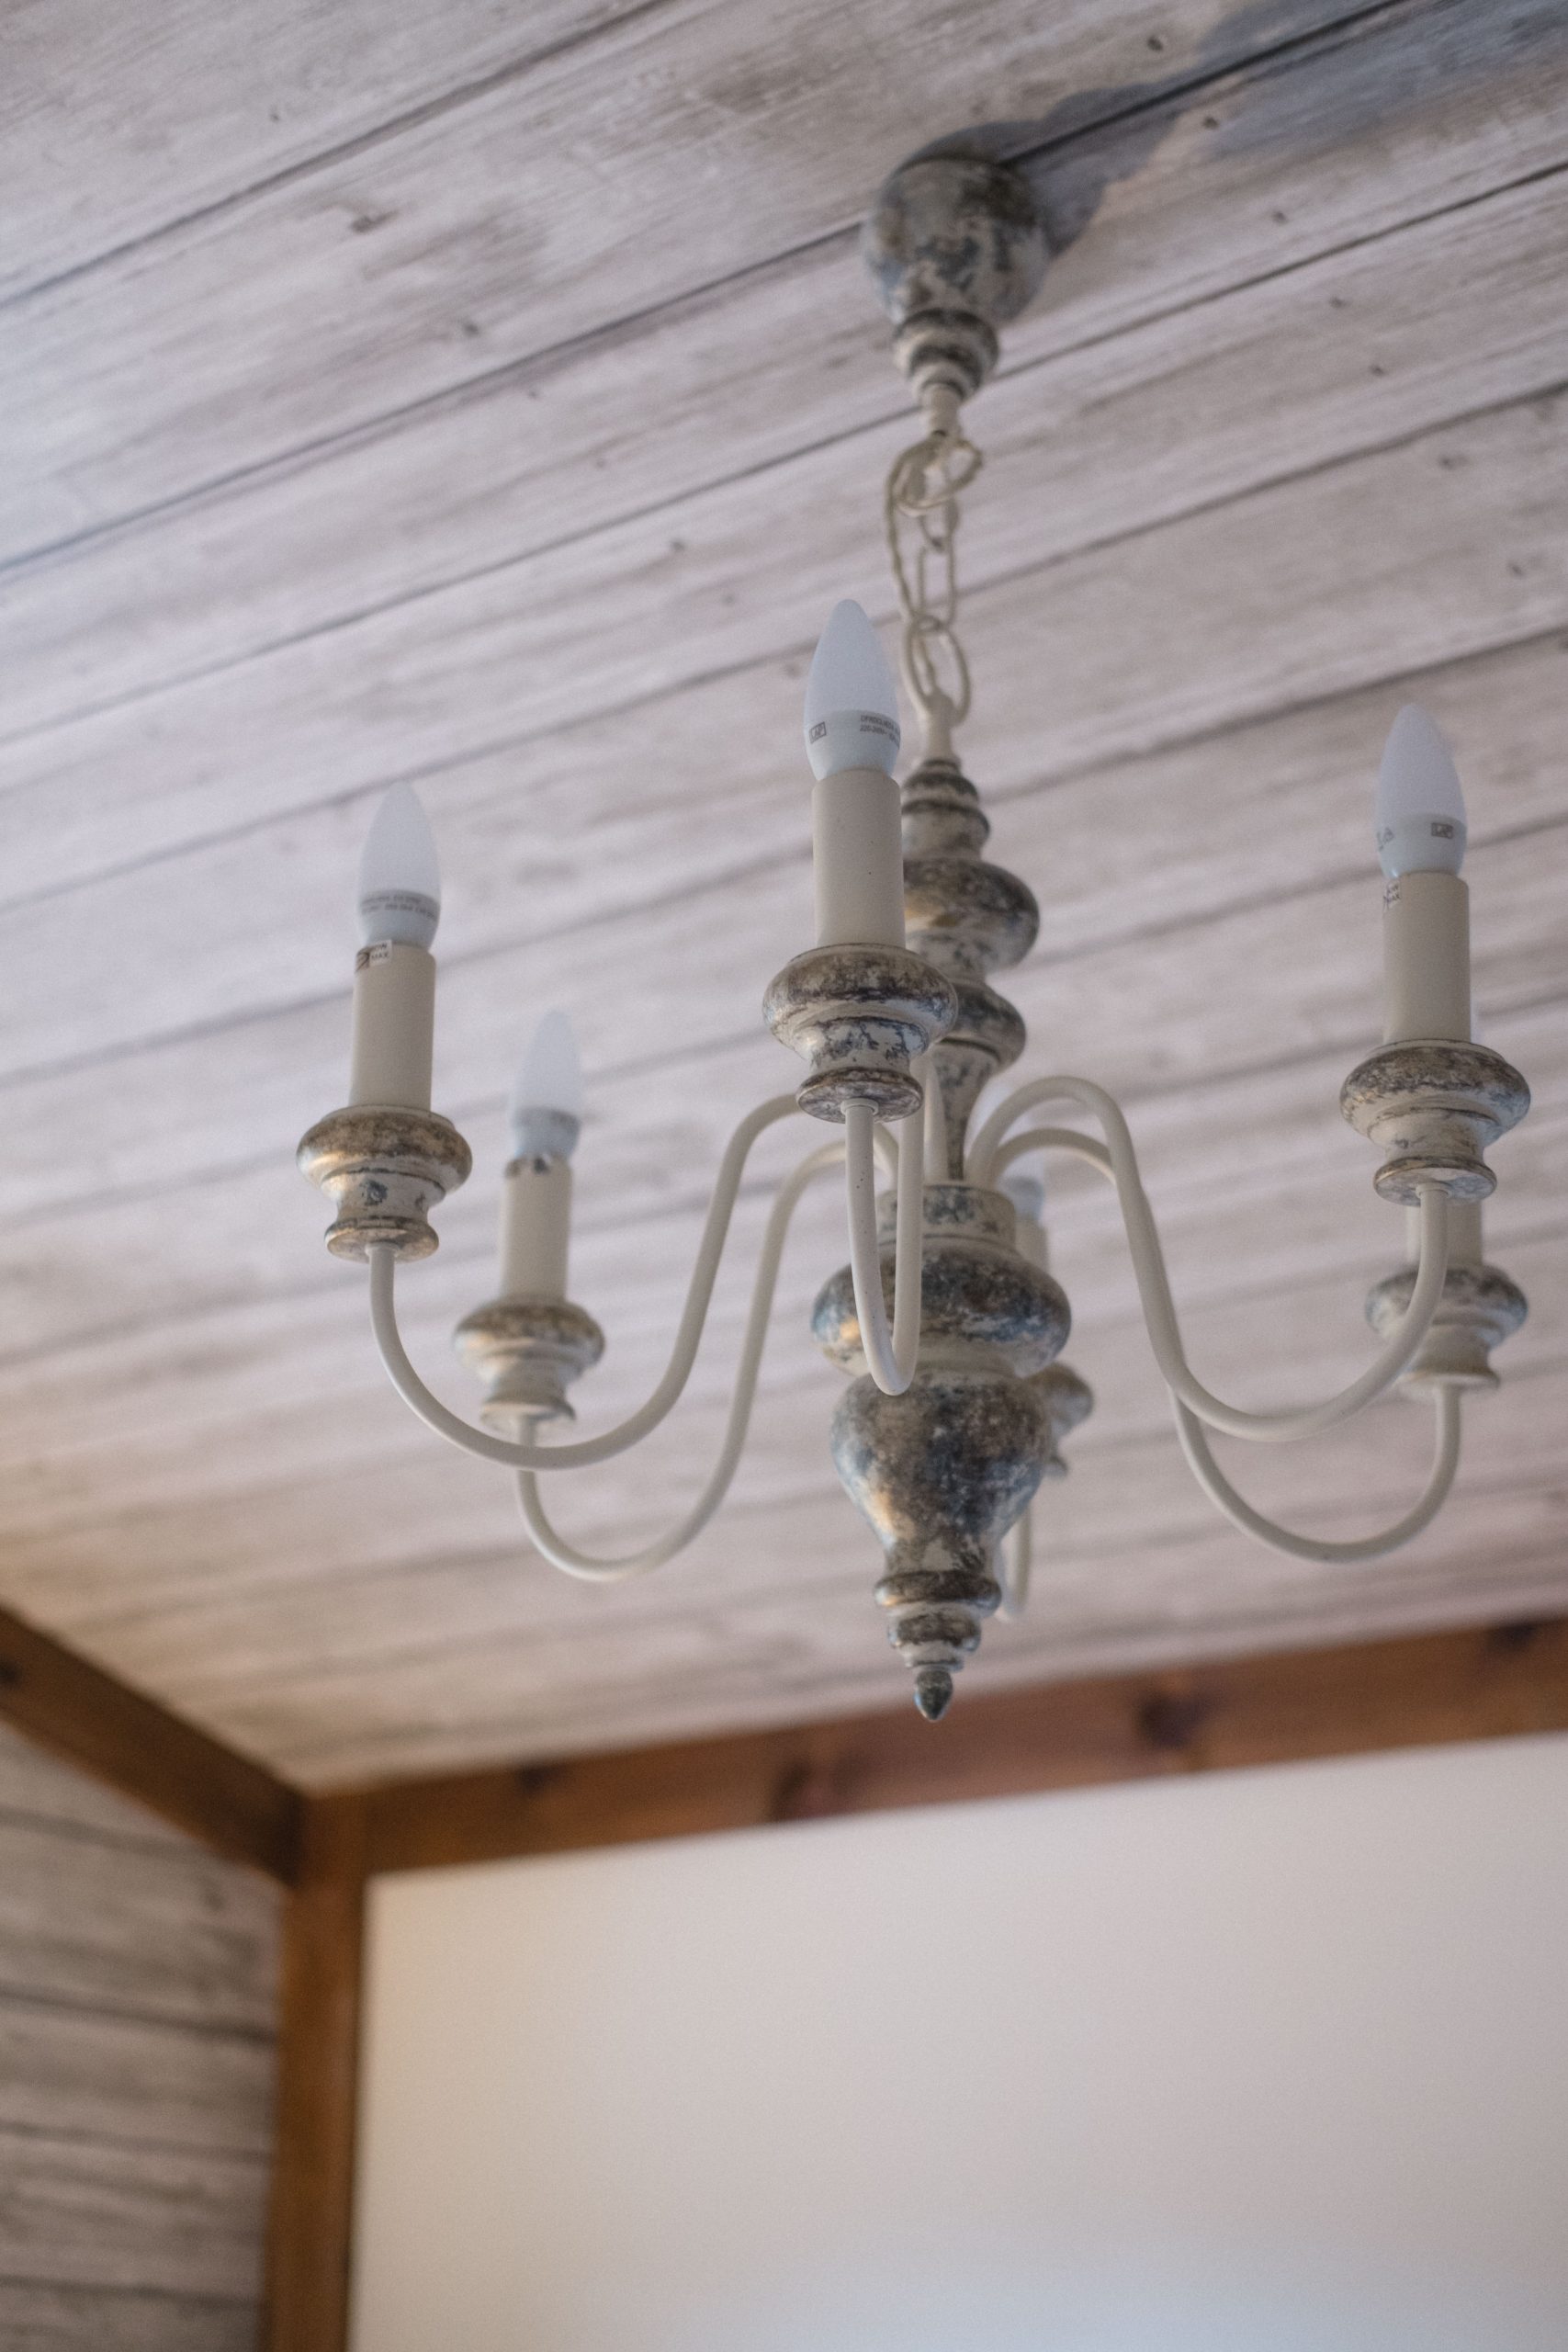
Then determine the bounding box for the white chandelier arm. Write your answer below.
[844,1099,925,1396]
[516,1139,848,1582]
[969,1076,1450,1445]
[1172,1385,1462,1563]
[993,1126,1116,1181]
[367,1093,805,1472]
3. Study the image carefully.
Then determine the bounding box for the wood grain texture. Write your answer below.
[0,0,639,300]
[0,1598,301,1881]
[0,2281,262,2352]
[350,1617,1568,1871]
[13,0,1566,753]
[0,0,1391,547]
[0,1723,278,2343]
[263,1797,367,2352]
[1,0,1564,1781]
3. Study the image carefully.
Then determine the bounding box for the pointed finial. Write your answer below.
[913,1666,954,1722]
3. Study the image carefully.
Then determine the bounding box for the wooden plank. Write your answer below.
[0,1599,301,1882]
[0,861,1551,1628]
[0,1812,279,2033]
[0,0,626,302]
[0,2279,261,2352]
[349,1618,1568,1871]
[5,1111,1560,1602]
[0,1006,1553,1753]
[12,98,1568,774]
[64,1327,1568,1722]
[8,302,1568,940]
[96,1265,1559,1783]
[263,1797,367,2352]
[0,576,1562,1337]
[0,0,1399,551]
[0,1107,1556,1634]
[0,1996,274,2155]
[0,999,1550,1783]
[0,822,1554,1499]
[220,1490,1568,1789]
[7,153,1568,1027]
[0,2126,269,2300]
[0,1718,281,2336]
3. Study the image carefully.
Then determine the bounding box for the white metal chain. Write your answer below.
[884,390,983,755]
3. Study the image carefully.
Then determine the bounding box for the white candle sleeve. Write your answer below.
[812,767,906,947]
[348,942,436,1109]
[500,1158,573,1299]
[1408,1196,1483,1272]
[1381,870,1471,1045]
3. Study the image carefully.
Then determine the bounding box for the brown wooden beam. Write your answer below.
[350,1616,1568,1875]
[0,1593,302,1882]
[263,1792,368,2352]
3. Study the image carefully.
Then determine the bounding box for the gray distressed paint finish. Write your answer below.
[0,1724,278,2345]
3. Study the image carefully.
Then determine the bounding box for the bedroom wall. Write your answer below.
[351,1729,1568,2352]
[0,1720,279,2348]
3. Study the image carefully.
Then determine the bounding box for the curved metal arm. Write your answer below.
[367,1094,804,1471]
[845,1096,924,1396]
[1173,1385,1462,1562]
[518,1140,847,1580]
[994,1126,1118,1182]
[971,1078,1450,1444]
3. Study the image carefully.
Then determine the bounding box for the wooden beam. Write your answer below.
[349,1617,1568,1874]
[0,1594,301,1883]
[263,1793,367,2352]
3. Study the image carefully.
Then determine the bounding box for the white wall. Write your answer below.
[352,1733,1568,2352]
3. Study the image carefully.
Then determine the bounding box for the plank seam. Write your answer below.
[6,162,1562,765]
[0,0,680,319]
[0,0,1428,581]
[178,1484,1568,1707]
[0,1983,277,2048]
[0,0,1397,332]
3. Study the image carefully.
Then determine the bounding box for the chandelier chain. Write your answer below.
[884,400,983,749]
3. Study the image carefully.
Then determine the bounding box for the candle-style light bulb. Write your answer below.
[804,599,901,781]
[509,1010,583,1161]
[1374,707,1472,1045]
[346,785,441,1108]
[1375,707,1467,880]
[357,783,442,947]
[499,1012,582,1300]
[804,601,906,949]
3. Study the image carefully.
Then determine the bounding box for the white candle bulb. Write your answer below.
[1374,707,1472,1045]
[1375,706,1467,879]
[806,601,906,948]
[804,600,901,780]
[509,1010,583,1161]
[347,786,441,1108]
[500,1012,582,1299]
[357,783,442,947]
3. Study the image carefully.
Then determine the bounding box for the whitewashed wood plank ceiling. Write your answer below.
[2,0,1565,1784]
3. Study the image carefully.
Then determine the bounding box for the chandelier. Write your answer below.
[299,150,1530,1723]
